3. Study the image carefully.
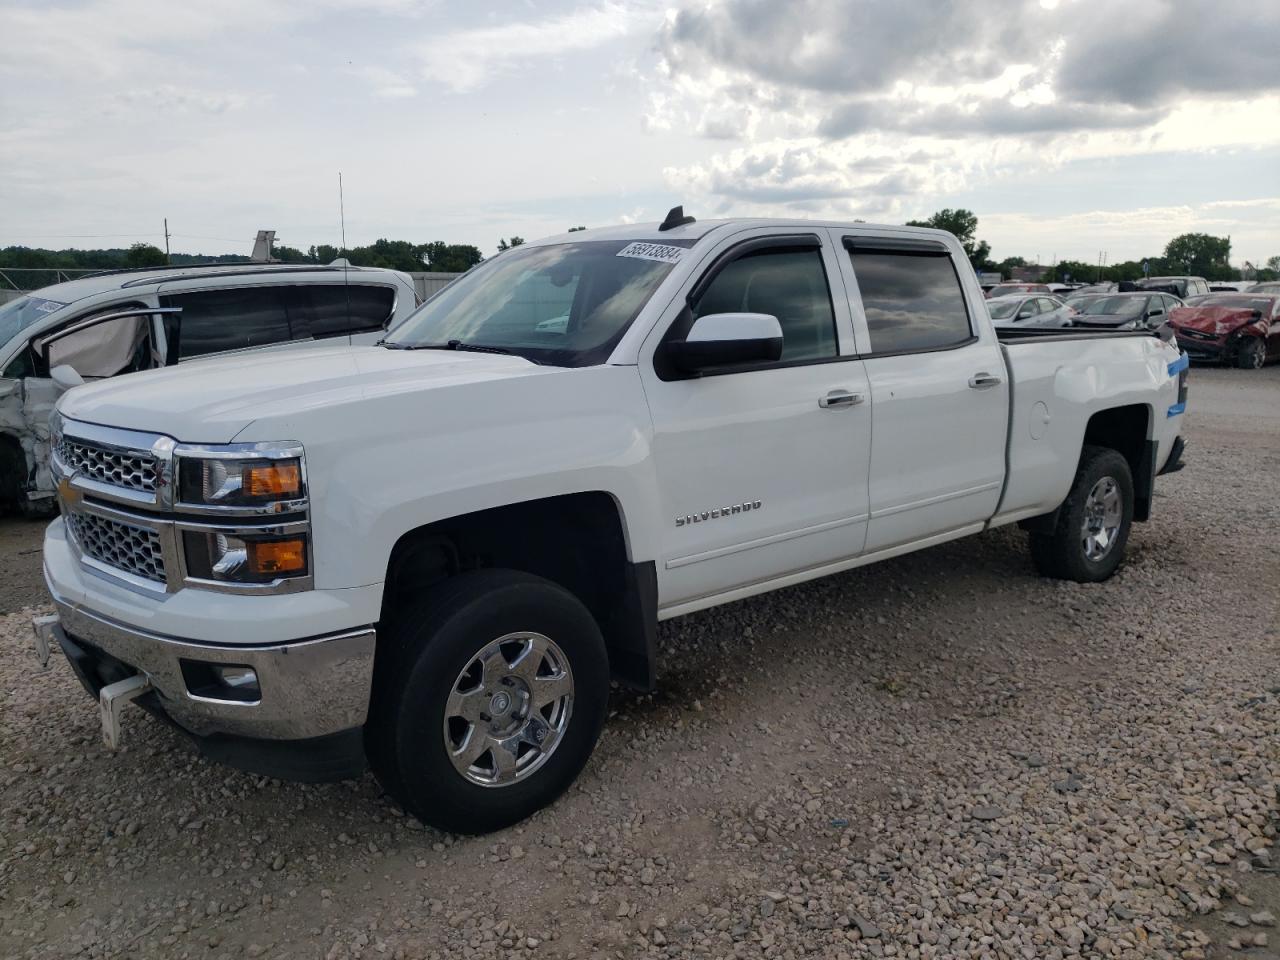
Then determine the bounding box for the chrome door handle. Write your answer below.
[819,390,865,408]
[968,373,1003,389]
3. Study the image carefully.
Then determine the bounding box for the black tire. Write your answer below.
[1235,338,1265,370]
[1029,445,1134,583]
[365,569,609,834]
[0,439,25,515]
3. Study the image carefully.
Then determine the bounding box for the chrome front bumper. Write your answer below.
[37,591,376,742]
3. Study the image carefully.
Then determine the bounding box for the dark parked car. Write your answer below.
[1072,292,1183,331]
[1169,294,1280,369]
[1137,276,1210,298]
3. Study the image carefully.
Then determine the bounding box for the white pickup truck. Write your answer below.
[34,212,1188,833]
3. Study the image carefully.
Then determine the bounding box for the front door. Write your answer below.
[834,232,1008,553]
[638,230,872,609]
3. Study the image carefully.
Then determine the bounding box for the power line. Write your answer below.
[0,233,162,240]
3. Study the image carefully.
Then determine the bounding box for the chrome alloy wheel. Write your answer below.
[1081,476,1122,561]
[443,632,574,787]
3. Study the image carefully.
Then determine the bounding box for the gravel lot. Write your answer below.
[2,365,1277,960]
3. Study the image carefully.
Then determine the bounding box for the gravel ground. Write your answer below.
[1,365,1277,960]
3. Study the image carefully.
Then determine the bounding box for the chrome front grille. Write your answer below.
[56,436,159,494]
[65,511,167,584]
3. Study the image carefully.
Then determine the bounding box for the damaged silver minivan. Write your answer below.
[1,263,418,516]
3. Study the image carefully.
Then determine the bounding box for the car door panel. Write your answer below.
[836,234,1008,553]
[638,230,872,607]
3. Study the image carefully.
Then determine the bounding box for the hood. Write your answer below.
[1169,305,1262,337]
[57,344,547,443]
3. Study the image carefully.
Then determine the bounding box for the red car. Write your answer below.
[985,282,1052,299]
[1168,294,1280,369]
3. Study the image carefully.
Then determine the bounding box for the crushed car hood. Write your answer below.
[56,345,548,443]
[1169,306,1261,337]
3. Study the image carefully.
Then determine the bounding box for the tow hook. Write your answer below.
[31,614,59,668]
[99,675,152,751]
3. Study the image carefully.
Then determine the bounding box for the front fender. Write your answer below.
[235,365,661,592]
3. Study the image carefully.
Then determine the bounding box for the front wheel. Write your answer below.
[1235,338,1265,370]
[1029,445,1134,582]
[365,569,610,834]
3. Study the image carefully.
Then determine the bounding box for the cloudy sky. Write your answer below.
[2,0,1278,265]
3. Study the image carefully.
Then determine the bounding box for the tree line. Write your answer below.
[1,230,573,291]
[5,219,1276,292]
[904,209,1279,282]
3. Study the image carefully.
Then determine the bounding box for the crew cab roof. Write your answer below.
[521,217,959,249]
[20,263,399,306]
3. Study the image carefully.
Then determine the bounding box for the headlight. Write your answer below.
[172,442,311,591]
[176,447,306,511]
[182,528,309,585]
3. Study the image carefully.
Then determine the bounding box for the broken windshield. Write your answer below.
[0,296,67,347]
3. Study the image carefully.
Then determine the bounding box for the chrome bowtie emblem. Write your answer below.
[56,474,82,509]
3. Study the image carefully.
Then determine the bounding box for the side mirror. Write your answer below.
[50,364,85,392]
[665,313,783,374]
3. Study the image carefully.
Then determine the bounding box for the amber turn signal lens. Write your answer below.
[246,538,307,575]
[242,462,301,499]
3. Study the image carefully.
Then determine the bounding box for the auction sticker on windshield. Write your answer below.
[616,242,685,264]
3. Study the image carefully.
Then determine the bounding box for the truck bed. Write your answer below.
[996,326,1171,345]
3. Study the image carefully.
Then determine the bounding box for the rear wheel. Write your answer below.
[365,569,609,834]
[1235,338,1265,370]
[1029,445,1134,582]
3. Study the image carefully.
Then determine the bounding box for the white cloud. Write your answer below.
[414,2,647,93]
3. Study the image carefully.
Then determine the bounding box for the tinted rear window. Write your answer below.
[289,284,395,337]
[161,287,292,359]
[850,251,973,353]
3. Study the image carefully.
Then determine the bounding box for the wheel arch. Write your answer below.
[1019,402,1155,534]
[379,491,658,691]
[0,430,30,503]
[1081,404,1154,522]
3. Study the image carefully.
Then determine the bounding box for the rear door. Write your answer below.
[834,232,1008,553]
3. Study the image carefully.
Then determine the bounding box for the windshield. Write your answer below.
[987,299,1021,319]
[385,239,690,366]
[0,296,67,345]
[1081,296,1146,316]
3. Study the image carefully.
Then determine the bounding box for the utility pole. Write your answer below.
[163,218,171,264]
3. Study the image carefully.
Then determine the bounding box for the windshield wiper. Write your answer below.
[380,339,540,364]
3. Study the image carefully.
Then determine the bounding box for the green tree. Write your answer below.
[421,242,483,273]
[1163,233,1231,280]
[496,237,525,253]
[272,244,313,263]
[125,242,167,268]
[905,209,989,265]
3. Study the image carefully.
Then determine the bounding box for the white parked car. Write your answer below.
[33,213,1188,833]
[987,294,1076,328]
[1,263,418,515]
